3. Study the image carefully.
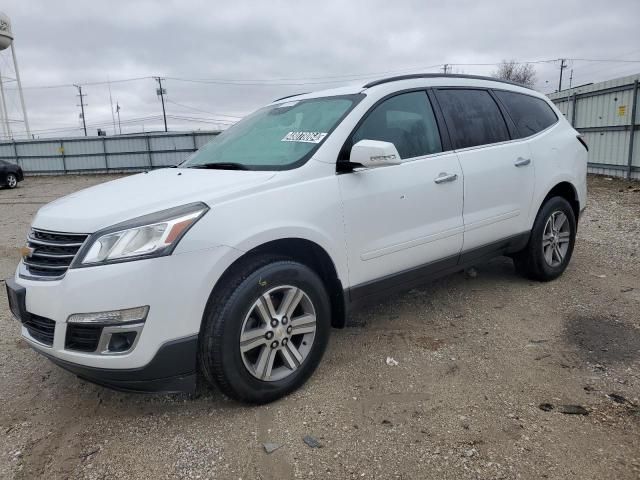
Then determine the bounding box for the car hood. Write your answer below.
[32,168,277,233]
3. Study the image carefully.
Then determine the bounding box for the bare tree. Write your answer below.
[491,60,537,88]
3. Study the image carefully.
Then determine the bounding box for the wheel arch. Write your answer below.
[206,237,347,329]
[541,181,580,224]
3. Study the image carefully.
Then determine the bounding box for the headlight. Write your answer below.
[73,202,208,267]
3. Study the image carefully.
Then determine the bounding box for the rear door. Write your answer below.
[0,160,8,185]
[434,88,535,253]
[338,90,464,297]
[492,89,562,222]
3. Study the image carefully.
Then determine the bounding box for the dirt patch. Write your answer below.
[412,335,445,350]
[565,315,640,364]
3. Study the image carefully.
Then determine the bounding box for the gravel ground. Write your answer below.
[0,173,639,479]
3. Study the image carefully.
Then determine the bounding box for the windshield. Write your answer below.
[181,95,361,170]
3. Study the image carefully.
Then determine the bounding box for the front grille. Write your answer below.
[65,324,103,352]
[23,229,89,278]
[23,314,55,346]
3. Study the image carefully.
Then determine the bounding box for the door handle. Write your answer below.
[514,157,531,167]
[434,172,458,184]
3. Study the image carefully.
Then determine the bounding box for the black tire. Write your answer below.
[6,173,18,189]
[513,196,576,281]
[198,255,331,404]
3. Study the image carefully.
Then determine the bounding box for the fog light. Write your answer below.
[108,331,138,353]
[67,306,149,325]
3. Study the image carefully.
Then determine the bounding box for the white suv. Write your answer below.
[6,74,587,403]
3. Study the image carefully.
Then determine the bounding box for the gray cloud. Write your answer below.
[2,0,639,138]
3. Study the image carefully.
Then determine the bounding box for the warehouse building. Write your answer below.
[548,74,640,180]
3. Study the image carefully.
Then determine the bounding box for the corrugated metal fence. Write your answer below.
[0,131,220,174]
[548,74,640,180]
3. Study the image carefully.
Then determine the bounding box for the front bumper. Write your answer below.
[34,334,199,393]
[9,245,240,393]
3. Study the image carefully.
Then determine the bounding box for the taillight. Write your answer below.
[577,134,588,152]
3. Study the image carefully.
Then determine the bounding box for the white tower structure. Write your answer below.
[0,12,30,139]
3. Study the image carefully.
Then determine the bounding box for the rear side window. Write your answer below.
[352,91,442,159]
[436,89,510,149]
[494,90,558,137]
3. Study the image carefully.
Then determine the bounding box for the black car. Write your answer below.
[0,159,23,189]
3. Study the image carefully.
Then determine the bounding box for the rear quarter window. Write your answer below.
[494,90,558,138]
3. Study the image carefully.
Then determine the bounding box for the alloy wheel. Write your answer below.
[7,174,17,188]
[239,285,317,382]
[542,211,571,267]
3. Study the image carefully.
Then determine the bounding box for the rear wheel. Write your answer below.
[198,256,330,404]
[6,173,17,189]
[513,196,576,281]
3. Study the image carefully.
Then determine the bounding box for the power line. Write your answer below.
[15,76,154,90]
[569,49,640,81]
[11,112,231,136]
[9,58,640,91]
[165,114,236,125]
[11,114,165,135]
[164,99,242,118]
[164,63,445,86]
[9,56,640,138]
[568,58,640,63]
[11,113,233,138]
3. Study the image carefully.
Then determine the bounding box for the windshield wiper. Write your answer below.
[188,162,249,170]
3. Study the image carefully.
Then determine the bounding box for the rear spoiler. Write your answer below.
[577,134,588,152]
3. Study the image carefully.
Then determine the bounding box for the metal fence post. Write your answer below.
[12,140,20,169]
[627,79,639,179]
[145,134,153,168]
[102,137,109,170]
[60,140,67,174]
[570,92,577,127]
[192,132,197,152]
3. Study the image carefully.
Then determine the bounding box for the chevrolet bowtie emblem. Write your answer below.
[20,246,34,259]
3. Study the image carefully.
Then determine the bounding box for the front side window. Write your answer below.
[436,89,510,149]
[182,95,361,170]
[494,90,558,137]
[352,91,442,159]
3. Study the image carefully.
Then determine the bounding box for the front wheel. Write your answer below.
[513,196,577,281]
[5,173,17,189]
[198,256,331,404]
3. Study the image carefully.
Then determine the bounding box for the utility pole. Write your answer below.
[557,59,567,92]
[116,102,121,135]
[74,84,87,136]
[107,76,117,135]
[568,69,574,89]
[155,77,168,132]
[442,64,450,75]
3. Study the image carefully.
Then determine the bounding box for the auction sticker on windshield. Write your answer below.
[282,131,327,143]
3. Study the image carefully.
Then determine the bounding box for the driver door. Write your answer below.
[338,91,464,300]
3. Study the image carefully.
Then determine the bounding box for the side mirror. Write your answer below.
[349,139,401,168]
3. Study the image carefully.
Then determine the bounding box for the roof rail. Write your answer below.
[272,92,309,102]
[362,73,532,90]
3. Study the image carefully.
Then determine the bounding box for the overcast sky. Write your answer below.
[1,0,639,138]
